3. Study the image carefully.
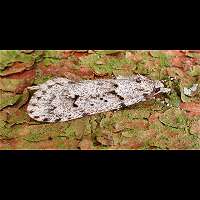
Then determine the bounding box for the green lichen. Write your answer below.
[80,54,135,74]
[186,53,200,59]
[167,92,181,107]
[159,108,189,129]
[33,68,53,85]
[150,51,171,67]
[95,50,124,55]
[149,120,165,134]
[121,130,137,138]
[68,118,91,139]
[0,121,15,139]
[135,62,150,75]
[24,132,43,142]
[159,54,171,68]
[100,117,116,131]
[7,110,30,126]
[0,78,25,92]
[0,92,21,110]
[0,50,20,70]
[190,119,200,137]
[188,65,200,77]
[34,75,53,85]
[0,120,6,128]
[0,111,7,121]
[24,123,68,142]
[127,108,151,120]
[61,126,76,138]
[44,50,63,58]
[16,89,29,108]
[43,58,61,66]
[0,50,43,70]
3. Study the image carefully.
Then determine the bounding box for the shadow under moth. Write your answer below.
[27,75,171,122]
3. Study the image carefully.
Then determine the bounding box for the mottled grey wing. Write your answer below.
[27,76,170,122]
[27,78,142,122]
[27,78,128,122]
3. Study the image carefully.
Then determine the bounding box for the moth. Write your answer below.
[27,75,171,122]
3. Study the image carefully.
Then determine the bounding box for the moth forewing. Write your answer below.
[27,75,171,122]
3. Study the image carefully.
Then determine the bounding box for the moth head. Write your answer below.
[152,80,171,95]
[135,75,171,96]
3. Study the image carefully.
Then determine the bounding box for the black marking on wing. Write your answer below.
[54,118,61,122]
[67,114,72,120]
[136,88,144,91]
[135,77,141,83]
[74,94,79,100]
[153,87,160,93]
[108,90,124,100]
[55,82,64,86]
[49,94,56,102]
[82,113,88,117]
[68,81,76,84]
[120,102,127,109]
[48,105,57,112]
[33,116,40,119]
[73,95,79,107]
[108,90,118,95]
[73,103,78,107]
[47,85,53,89]
[43,118,49,122]
[117,95,124,100]
[97,82,104,86]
